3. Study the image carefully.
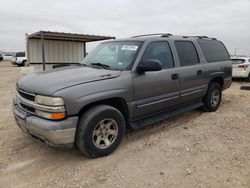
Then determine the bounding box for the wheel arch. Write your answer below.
[77,97,130,128]
[209,76,224,89]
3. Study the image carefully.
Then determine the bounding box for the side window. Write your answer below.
[198,39,230,62]
[142,41,174,69]
[174,41,200,66]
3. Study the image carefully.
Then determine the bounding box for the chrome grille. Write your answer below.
[16,90,65,113]
[16,89,36,114]
[20,103,35,113]
[17,89,35,101]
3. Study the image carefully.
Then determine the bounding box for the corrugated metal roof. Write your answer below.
[28,31,115,42]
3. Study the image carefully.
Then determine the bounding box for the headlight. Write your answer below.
[35,95,64,106]
[36,110,65,120]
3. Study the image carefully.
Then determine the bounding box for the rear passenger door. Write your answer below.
[174,41,206,104]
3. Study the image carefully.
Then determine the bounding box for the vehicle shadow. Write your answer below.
[124,109,203,143]
[30,109,204,161]
[27,110,204,161]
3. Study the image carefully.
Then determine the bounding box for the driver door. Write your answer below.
[132,41,180,118]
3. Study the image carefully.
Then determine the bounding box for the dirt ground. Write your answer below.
[0,61,249,188]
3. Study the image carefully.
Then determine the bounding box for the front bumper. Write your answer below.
[13,104,78,147]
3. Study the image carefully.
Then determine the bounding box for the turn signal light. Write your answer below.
[51,113,66,120]
[36,110,66,120]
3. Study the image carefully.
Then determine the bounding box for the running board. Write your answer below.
[130,101,204,129]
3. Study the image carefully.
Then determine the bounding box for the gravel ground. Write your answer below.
[0,61,250,188]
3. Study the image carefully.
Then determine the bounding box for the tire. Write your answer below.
[203,82,222,112]
[246,73,250,82]
[76,105,125,158]
[21,60,26,66]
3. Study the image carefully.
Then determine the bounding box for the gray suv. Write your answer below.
[13,34,232,158]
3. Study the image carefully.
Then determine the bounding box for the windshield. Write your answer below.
[80,41,142,70]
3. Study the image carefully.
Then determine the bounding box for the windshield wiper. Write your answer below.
[75,63,86,66]
[90,62,110,69]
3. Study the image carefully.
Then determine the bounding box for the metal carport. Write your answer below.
[26,31,115,70]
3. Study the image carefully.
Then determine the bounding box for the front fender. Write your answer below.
[53,72,133,116]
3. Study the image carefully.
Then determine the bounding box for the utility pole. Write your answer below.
[234,48,237,58]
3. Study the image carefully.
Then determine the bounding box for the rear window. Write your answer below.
[16,52,25,57]
[198,40,230,62]
[231,59,246,64]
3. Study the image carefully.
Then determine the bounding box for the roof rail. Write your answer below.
[131,33,173,38]
[130,34,217,40]
[197,36,208,39]
[182,36,217,40]
[183,36,208,39]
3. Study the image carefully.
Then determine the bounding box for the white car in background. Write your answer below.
[2,53,13,61]
[232,57,250,82]
[11,52,27,66]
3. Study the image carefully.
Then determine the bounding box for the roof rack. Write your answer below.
[131,33,173,38]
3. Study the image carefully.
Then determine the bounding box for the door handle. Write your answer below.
[171,73,179,80]
[197,70,203,75]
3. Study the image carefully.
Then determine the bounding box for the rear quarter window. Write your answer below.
[198,39,230,62]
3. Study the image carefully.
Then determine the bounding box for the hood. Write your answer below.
[17,66,121,95]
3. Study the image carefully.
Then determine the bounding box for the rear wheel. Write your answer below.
[203,82,222,112]
[76,105,125,158]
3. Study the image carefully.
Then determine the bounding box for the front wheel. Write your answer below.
[76,105,125,158]
[203,82,222,112]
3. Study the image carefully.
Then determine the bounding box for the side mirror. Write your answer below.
[137,59,162,73]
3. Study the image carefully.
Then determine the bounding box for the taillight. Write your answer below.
[238,64,249,69]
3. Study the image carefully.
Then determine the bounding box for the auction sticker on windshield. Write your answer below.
[121,45,138,51]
